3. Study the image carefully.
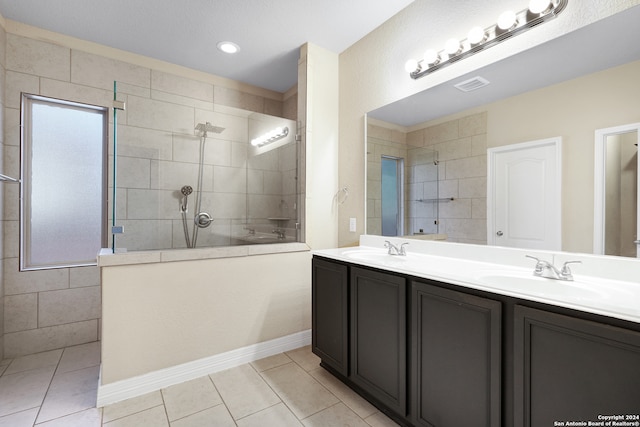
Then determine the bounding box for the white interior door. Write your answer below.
[488,137,562,250]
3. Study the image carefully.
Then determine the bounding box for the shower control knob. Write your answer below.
[195,212,213,228]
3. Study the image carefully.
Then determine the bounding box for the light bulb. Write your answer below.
[404,59,419,73]
[497,10,517,30]
[468,26,486,45]
[423,49,440,65]
[444,38,461,56]
[529,0,551,14]
[217,41,240,54]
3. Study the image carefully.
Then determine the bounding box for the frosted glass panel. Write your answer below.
[22,95,107,269]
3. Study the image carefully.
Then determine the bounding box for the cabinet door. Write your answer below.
[514,305,640,427]
[312,258,349,376]
[350,267,407,415]
[412,281,502,427]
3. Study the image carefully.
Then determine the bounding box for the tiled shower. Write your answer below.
[111,84,301,252]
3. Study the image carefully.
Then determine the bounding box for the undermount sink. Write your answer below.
[473,270,607,300]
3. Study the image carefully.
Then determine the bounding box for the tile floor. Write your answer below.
[0,342,400,426]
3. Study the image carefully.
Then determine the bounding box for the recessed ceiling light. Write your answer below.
[217,41,240,54]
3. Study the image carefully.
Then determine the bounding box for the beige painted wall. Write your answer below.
[338,0,640,247]
[101,251,312,383]
[484,60,640,252]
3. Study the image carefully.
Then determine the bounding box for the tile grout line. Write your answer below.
[32,347,64,426]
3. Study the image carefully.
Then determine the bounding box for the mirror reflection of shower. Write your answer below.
[181,122,225,248]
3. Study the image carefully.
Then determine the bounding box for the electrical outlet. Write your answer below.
[349,217,356,232]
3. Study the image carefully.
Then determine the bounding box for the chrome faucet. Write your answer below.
[526,255,581,281]
[384,240,409,256]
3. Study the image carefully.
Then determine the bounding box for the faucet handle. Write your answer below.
[525,255,548,274]
[399,242,409,255]
[560,260,582,279]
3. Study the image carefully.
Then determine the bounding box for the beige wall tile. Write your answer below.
[4,107,20,146]
[438,179,459,199]
[116,156,151,189]
[7,35,70,81]
[151,89,213,111]
[126,95,194,134]
[425,119,459,145]
[434,137,472,162]
[40,78,113,109]
[151,70,213,102]
[264,97,284,117]
[368,124,391,141]
[439,198,472,218]
[5,71,39,108]
[444,218,487,242]
[198,109,249,144]
[4,258,69,295]
[116,125,174,160]
[4,293,37,333]
[39,287,101,328]
[214,86,264,113]
[459,112,487,137]
[3,185,19,221]
[406,129,423,147]
[444,155,486,180]
[3,320,98,358]
[126,189,180,220]
[3,144,19,179]
[117,219,173,251]
[203,137,232,167]
[472,198,487,219]
[69,266,100,288]
[471,134,487,157]
[3,219,18,258]
[214,166,247,194]
[0,25,6,69]
[71,50,150,91]
[150,160,212,192]
[459,177,487,198]
[209,192,244,218]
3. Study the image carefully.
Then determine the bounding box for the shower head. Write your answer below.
[195,122,225,135]
[180,185,193,213]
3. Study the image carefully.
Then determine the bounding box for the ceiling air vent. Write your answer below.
[454,76,490,92]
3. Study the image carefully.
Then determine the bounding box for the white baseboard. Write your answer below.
[97,329,311,407]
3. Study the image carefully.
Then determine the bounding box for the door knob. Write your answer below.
[496,231,503,236]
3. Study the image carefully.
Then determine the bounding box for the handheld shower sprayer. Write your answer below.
[180,185,193,212]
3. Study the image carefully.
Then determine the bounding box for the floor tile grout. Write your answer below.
[0,343,399,427]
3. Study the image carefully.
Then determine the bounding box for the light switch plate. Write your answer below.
[349,217,356,232]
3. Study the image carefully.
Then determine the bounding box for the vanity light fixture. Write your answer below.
[251,126,289,147]
[405,0,568,79]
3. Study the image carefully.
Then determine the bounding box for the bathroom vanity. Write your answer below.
[312,236,640,427]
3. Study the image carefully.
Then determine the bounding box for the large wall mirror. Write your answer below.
[365,5,640,256]
[594,123,639,258]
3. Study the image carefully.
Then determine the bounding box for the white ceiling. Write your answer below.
[0,0,415,93]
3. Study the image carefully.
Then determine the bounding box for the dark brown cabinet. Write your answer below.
[411,280,502,427]
[350,267,407,415]
[312,255,640,427]
[514,305,640,427]
[312,258,349,376]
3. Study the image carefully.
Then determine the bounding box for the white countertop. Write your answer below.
[313,235,640,324]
